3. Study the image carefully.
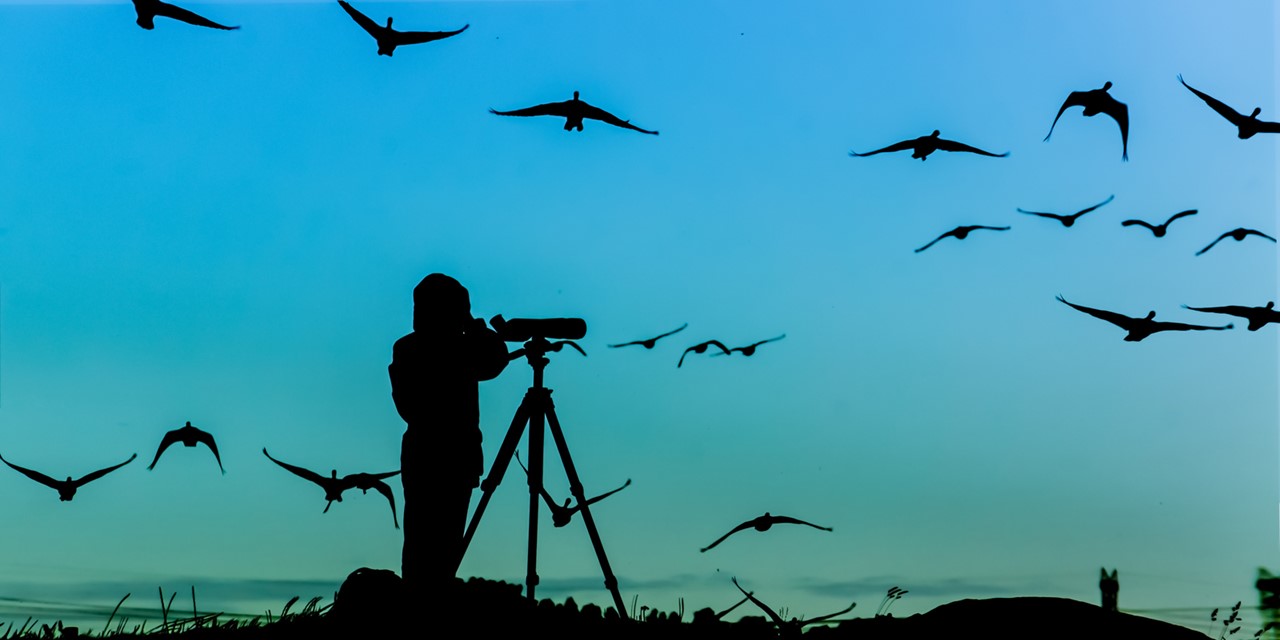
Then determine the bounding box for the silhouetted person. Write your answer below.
[915,225,1010,253]
[677,339,730,367]
[700,512,832,552]
[1056,295,1233,342]
[0,452,136,501]
[147,421,224,474]
[1018,195,1114,227]
[1045,82,1129,160]
[337,1,468,57]
[1196,228,1276,255]
[1179,75,1280,139]
[1183,301,1280,331]
[849,130,1008,161]
[608,323,688,349]
[1121,209,1197,237]
[262,448,401,527]
[489,91,659,135]
[1100,568,1118,612]
[515,451,630,527]
[390,274,509,597]
[132,0,238,30]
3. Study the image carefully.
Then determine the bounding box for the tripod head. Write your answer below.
[491,315,586,387]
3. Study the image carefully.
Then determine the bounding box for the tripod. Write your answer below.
[457,335,627,614]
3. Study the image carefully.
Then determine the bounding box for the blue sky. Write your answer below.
[0,0,1275,632]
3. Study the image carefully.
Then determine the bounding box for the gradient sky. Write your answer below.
[0,0,1275,633]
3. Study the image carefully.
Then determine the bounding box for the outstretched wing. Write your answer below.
[732,578,786,626]
[580,478,631,508]
[769,515,833,531]
[1178,74,1246,126]
[515,451,561,512]
[1246,229,1278,242]
[262,448,327,486]
[147,430,181,470]
[1017,208,1065,221]
[0,453,61,489]
[396,24,469,46]
[194,429,226,474]
[1196,233,1229,256]
[1045,91,1088,140]
[652,323,689,341]
[1182,304,1250,318]
[914,231,950,253]
[366,480,400,529]
[1076,194,1115,217]
[153,0,238,30]
[1099,97,1129,160]
[1152,320,1234,333]
[337,1,383,38]
[1056,295,1135,330]
[849,139,916,157]
[578,103,659,135]
[1164,209,1198,226]
[489,101,572,118]
[933,138,1009,157]
[75,453,138,487]
[700,520,754,552]
[1121,219,1156,231]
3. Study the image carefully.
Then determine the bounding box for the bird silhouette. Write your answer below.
[262,448,401,528]
[1045,82,1129,160]
[1056,295,1233,342]
[915,225,1010,252]
[147,421,224,474]
[608,323,688,349]
[700,512,832,552]
[1182,302,1280,331]
[0,453,136,502]
[731,577,855,637]
[132,0,238,30]
[489,91,658,135]
[337,1,468,57]
[712,334,787,357]
[849,130,1008,161]
[1120,209,1197,237]
[677,339,731,367]
[515,451,630,527]
[1017,195,1114,227]
[1196,228,1277,255]
[1178,74,1280,139]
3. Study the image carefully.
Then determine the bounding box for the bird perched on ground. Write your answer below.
[1178,74,1280,139]
[515,452,630,527]
[1045,82,1129,160]
[1056,295,1233,342]
[1120,209,1197,237]
[262,448,401,528]
[608,323,688,349]
[914,225,1010,252]
[489,91,658,135]
[337,1,468,57]
[849,130,1008,161]
[147,421,224,474]
[1183,302,1280,331]
[0,453,136,502]
[1017,195,1114,227]
[712,335,787,357]
[131,0,238,30]
[1196,228,1276,255]
[700,512,832,552]
[677,339,730,367]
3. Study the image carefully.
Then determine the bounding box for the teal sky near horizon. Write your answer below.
[0,0,1276,632]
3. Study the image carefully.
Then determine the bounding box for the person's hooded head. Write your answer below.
[413,273,472,333]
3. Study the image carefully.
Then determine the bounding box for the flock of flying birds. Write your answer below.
[606,323,787,368]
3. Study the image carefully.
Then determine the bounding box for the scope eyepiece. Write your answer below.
[491,315,587,342]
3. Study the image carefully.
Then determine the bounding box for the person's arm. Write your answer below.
[466,318,509,381]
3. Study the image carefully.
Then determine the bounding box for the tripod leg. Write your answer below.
[544,401,628,616]
[526,388,550,602]
[458,391,532,571]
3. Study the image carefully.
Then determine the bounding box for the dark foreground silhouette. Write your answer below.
[147,421,224,474]
[1178,74,1280,139]
[1196,228,1276,255]
[1183,301,1280,331]
[132,0,239,30]
[701,512,832,552]
[1120,209,1197,237]
[914,225,1010,253]
[849,130,1008,161]
[0,452,136,501]
[609,323,688,349]
[490,91,659,135]
[1017,195,1114,227]
[732,577,857,637]
[262,448,401,528]
[337,1,468,57]
[1045,81,1129,160]
[1056,295,1233,341]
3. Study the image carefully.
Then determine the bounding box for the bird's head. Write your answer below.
[1145,311,1156,320]
[1251,107,1262,119]
[573,91,580,100]
[562,498,572,508]
[385,17,393,28]
[929,130,941,137]
[330,470,338,479]
[1266,301,1275,310]
[1102,81,1113,91]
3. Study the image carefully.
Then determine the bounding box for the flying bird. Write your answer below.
[147,421,224,474]
[1045,82,1129,160]
[1056,295,1233,342]
[1196,228,1276,255]
[608,323,688,349]
[132,0,239,30]
[731,577,856,635]
[713,334,787,357]
[700,512,832,552]
[516,451,630,527]
[677,340,730,367]
[1017,195,1114,227]
[489,91,658,135]
[262,448,401,528]
[1178,74,1280,139]
[1182,301,1280,331]
[849,130,1008,161]
[914,225,1010,252]
[0,453,137,502]
[1120,209,1198,237]
[337,1,468,57]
